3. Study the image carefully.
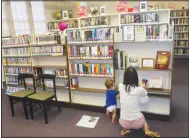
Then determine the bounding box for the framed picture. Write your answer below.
[100,5,106,15]
[128,56,139,68]
[139,1,148,11]
[62,10,68,20]
[142,58,154,69]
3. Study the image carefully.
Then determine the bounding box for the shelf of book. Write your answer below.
[71,88,106,93]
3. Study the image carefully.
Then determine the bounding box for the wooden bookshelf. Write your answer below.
[70,74,114,78]
[171,9,189,58]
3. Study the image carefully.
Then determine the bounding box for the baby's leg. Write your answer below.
[106,110,110,119]
[112,108,117,123]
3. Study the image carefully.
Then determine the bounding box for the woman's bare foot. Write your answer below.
[121,129,131,136]
[145,131,160,137]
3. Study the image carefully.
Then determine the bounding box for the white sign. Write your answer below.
[76,115,99,128]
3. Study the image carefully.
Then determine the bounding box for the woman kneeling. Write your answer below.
[118,66,160,137]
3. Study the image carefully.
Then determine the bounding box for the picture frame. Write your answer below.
[100,5,106,15]
[139,1,148,11]
[141,58,154,69]
[62,10,69,20]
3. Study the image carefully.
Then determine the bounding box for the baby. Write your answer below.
[104,79,119,123]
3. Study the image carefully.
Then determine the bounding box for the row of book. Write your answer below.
[69,45,113,58]
[175,33,189,39]
[55,69,68,78]
[6,76,18,84]
[171,10,189,17]
[6,87,25,94]
[6,67,33,75]
[47,20,78,30]
[70,63,113,76]
[171,18,189,25]
[3,48,30,56]
[120,13,159,24]
[2,37,29,46]
[174,26,189,32]
[174,49,189,55]
[29,35,59,45]
[174,41,189,47]
[4,58,31,65]
[67,27,119,42]
[81,17,110,27]
[122,25,173,41]
[32,46,65,54]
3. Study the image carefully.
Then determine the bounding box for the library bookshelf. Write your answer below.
[170,9,189,58]
[2,9,175,120]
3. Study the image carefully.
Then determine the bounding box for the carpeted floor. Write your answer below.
[2,59,189,137]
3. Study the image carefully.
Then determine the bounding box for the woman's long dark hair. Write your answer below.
[123,66,139,93]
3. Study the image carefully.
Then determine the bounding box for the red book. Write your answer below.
[108,46,113,57]
[70,47,72,57]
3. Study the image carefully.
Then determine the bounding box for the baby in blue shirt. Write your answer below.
[104,79,119,123]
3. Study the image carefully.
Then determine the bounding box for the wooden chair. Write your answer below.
[27,74,61,124]
[9,73,36,119]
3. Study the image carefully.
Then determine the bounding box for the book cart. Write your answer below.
[2,9,174,121]
[170,9,189,59]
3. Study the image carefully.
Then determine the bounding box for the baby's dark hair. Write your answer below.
[123,66,139,92]
[105,79,114,89]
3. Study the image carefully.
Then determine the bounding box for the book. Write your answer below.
[113,49,127,69]
[155,51,171,70]
[122,26,134,41]
[148,76,163,89]
[135,26,146,41]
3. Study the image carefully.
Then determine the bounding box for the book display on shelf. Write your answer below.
[120,12,160,24]
[113,49,127,69]
[47,19,78,31]
[69,45,113,59]
[67,27,118,42]
[70,63,113,77]
[170,9,189,58]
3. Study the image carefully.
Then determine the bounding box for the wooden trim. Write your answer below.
[65,36,72,104]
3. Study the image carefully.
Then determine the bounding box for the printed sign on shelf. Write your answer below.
[77,2,87,17]
[116,1,128,13]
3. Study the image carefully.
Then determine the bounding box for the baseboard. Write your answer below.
[51,101,170,121]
